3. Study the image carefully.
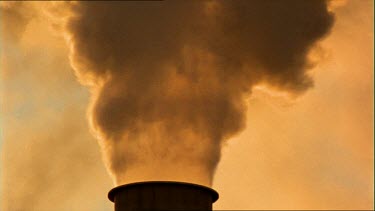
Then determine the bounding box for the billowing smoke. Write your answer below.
[0,2,35,42]
[61,0,334,186]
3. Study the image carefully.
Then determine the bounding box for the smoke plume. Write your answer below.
[0,2,36,42]
[62,0,334,186]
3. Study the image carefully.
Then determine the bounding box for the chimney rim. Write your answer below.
[108,181,219,203]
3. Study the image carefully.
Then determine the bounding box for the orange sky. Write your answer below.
[214,1,373,209]
[1,1,373,210]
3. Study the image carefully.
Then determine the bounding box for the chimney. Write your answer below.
[108,181,219,211]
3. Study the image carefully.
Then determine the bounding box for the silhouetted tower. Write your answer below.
[108,181,219,211]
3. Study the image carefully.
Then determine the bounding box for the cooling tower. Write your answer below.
[108,181,219,211]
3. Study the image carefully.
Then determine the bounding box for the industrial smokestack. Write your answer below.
[108,181,219,211]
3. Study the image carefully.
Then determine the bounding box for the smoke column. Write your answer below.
[61,0,334,186]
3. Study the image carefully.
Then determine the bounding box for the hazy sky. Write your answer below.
[1,1,373,210]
